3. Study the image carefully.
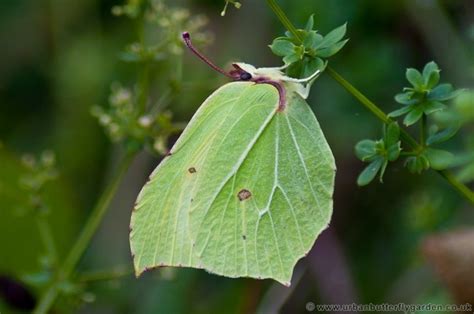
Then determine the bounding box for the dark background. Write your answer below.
[0,0,473,313]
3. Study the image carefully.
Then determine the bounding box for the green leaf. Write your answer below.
[283,52,301,65]
[384,122,400,147]
[270,39,295,57]
[357,158,383,186]
[423,101,447,115]
[406,68,424,89]
[422,61,440,89]
[130,82,336,285]
[355,139,377,161]
[425,148,454,170]
[426,126,459,146]
[427,83,455,101]
[403,106,423,126]
[394,92,418,106]
[388,105,412,118]
[386,143,401,162]
[305,14,314,31]
[316,23,347,49]
[303,31,323,49]
[316,39,348,58]
[422,61,438,77]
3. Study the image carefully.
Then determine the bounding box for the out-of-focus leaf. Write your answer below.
[357,158,383,186]
[389,105,412,118]
[406,68,424,89]
[316,39,348,58]
[427,126,459,146]
[394,92,418,106]
[425,148,454,170]
[423,101,447,115]
[428,84,457,101]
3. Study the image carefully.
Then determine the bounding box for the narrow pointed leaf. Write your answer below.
[394,92,418,106]
[316,23,347,49]
[422,61,440,88]
[270,39,295,57]
[305,14,314,31]
[426,126,459,146]
[357,158,383,186]
[406,68,424,89]
[316,39,349,58]
[403,106,423,126]
[387,142,401,161]
[384,122,400,147]
[423,101,447,115]
[422,61,438,78]
[427,83,457,101]
[388,105,412,118]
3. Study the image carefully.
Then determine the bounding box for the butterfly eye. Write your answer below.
[239,72,252,81]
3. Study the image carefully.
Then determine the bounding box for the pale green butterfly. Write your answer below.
[129,32,335,286]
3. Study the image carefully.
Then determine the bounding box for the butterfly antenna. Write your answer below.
[182,32,234,79]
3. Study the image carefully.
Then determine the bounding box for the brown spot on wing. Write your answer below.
[237,189,252,201]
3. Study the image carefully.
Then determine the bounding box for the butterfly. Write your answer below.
[129,32,335,286]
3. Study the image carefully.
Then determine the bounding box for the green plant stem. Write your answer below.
[266,0,301,42]
[266,0,474,205]
[33,153,135,314]
[326,67,419,149]
[78,266,134,283]
[36,216,58,263]
[439,170,474,204]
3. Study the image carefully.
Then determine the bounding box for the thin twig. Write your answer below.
[33,153,135,314]
[78,266,134,283]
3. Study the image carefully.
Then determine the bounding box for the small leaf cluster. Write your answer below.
[19,151,59,214]
[355,123,401,186]
[433,89,474,183]
[17,151,59,280]
[92,84,182,155]
[355,61,462,185]
[270,15,348,77]
[95,0,213,155]
[389,62,461,126]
